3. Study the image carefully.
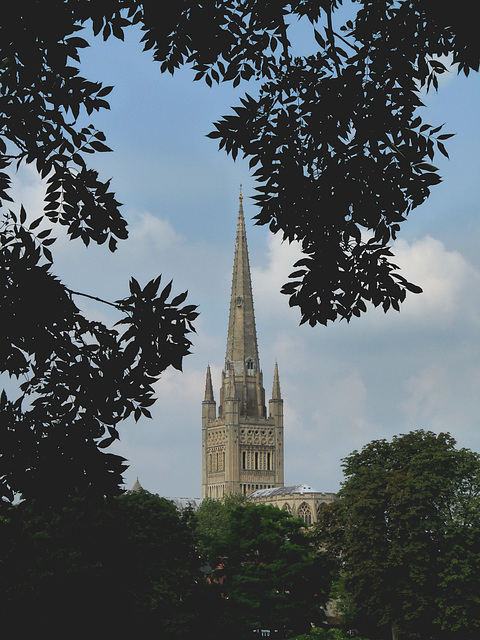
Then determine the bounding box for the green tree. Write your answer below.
[197,499,334,639]
[0,490,202,637]
[317,430,480,640]
[195,493,248,565]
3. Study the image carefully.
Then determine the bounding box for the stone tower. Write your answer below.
[202,194,284,498]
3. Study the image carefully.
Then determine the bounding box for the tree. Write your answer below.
[196,498,334,639]
[316,430,480,640]
[0,490,203,636]
[207,1,477,325]
[108,489,202,637]
[0,3,199,506]
[195,493,248,565]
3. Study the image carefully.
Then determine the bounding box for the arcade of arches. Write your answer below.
[248,485,337,525]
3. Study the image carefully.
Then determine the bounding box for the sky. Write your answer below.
[11,15,480,499]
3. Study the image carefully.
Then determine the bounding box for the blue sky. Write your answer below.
[12,18,480,498]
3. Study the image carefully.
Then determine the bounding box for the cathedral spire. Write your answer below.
[204,365,214,402]
[272,361,281,400]
[225,192,260,375]
[203,193,285,499]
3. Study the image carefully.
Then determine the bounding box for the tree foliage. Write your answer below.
[287,629,369,640]
[1,491,333,638]
[197,498,334,639]
[207,0,477,325]
[0,490,202,637]
[317,430,480,640]
[195,493,248,564]
[0,3,198,506]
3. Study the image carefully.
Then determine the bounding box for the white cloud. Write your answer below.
[251,232,480,332]
[125,210,180,256]
[393,236,480,326]
[252,234,303,320]
[153,365,205,405]
[9,165,46,216]
[403,364,452,423]
[241,229,480,492]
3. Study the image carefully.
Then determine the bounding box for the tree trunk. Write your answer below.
[391,621,400,640]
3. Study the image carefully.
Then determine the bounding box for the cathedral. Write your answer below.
[200,194,336,523]
[132,194,336,523]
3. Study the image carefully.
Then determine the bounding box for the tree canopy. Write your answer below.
[205,0,478,325]
[0,490,202,636]
[196,497,335,639]
[0,2,199,506]
[317,430,480,640]
[1,491,335,637]
[4,2,477,335]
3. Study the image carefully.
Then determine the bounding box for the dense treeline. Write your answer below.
[0,491,200,635]
[2,431,480,639]
[0,491,333,638]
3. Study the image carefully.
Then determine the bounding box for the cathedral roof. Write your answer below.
[248,484,324,499]
[167,497,203,511]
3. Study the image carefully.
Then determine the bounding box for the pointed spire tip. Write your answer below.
[272,361,281,400]
[204,364,215,402]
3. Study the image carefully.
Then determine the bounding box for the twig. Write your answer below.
[67,287,120,309]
